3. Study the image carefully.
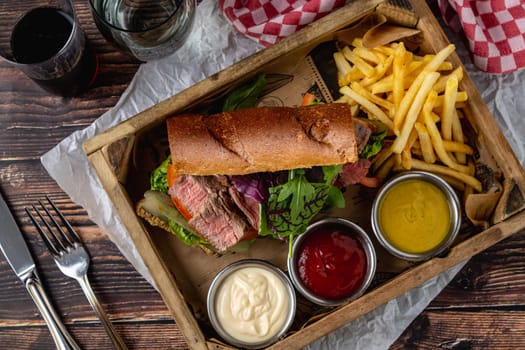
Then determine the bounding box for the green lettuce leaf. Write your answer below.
[222,74,267,112]
[168,219,208,246]
[139,190,207,247]
[150,155,171,192]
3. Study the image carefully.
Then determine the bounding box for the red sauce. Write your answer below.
[296,225,367,300]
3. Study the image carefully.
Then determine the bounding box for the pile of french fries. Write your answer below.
[334,38,482,192]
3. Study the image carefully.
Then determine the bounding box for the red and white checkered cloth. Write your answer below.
[219,0,525,73]
[438,0,525,73]
[218,0,348,47]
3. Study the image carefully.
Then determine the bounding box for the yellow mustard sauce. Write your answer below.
[214,266,289,344]
[378,179,450,254]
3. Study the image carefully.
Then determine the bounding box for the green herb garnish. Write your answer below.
[260,166,344,256]
[222,74,267,111]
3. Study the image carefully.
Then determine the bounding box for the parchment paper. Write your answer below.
[41,1,525,348]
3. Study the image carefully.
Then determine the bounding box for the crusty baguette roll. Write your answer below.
[167,103,358,175]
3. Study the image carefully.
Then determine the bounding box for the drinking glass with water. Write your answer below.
[89,0,196,62]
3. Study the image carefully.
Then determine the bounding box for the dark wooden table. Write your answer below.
[1,1,524,349]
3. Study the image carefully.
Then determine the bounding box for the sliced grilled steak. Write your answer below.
[354,118,373,153]
[338,159,372,186]
[169,175,256,251]
[228,187,260,229]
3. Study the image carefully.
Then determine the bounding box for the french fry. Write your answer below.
[393,153,403,170]
[391,71,427,132]
[441,75,459,141]
[392,71,440,153]
[334,51,367,86]
[351,38,365,48]
[359,54,394,87]
[451,109,467,164]
[349,103,360,117]
[423,103,471,174]
[408,57,452,80]
[372,44,395,56]
[434,66,464,93]
[429,110,441,123]
[423,44,456,73]
[414,122,437,163]
[370,70,417,95]
[371,145,394,174]
[437,174,466,191]
[401,129,418,169]
[392,42,406,118]
[333,39,479,192]
[354,46,383,65]
[442,140,474,155]
[410,159,482,192]
[342,46,375,77]
[420,86,439,124]
[339,86,394,130]
[334,51,352,86]
[437,61,453,71]
[350,82,393,111]
[334,94,351,104]
[434,91,468,108]
[375,154,396,182]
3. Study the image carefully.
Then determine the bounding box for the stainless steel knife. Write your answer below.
[0,192,81,350]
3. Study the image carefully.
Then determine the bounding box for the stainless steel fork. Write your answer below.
[26,196,127,350]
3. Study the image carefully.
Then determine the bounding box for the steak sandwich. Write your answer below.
[136,103,381,253]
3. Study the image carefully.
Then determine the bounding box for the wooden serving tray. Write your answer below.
[83,1,525,349]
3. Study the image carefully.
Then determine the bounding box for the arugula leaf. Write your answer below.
[258,204,273,237]
[322,164,343,183]
[325,185,345,209]
[267,182,331,234]
[222,74,267,112]
[261,165,346,252]
[277,169,316,223]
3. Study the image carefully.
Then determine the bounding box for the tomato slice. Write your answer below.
[166,163,193,220]
[171,197,193,221]
[301,92,316,106]
[167,163,178,189]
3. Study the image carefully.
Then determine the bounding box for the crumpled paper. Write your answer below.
[41,1,525,348]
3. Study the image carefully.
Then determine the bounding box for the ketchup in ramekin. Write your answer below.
[288,218,376,306]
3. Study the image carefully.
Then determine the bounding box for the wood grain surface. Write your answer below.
[0,1,524,349]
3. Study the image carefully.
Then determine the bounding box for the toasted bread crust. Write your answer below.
[136,199,214,254]
[135,199,172,232]
[167,104,357,175]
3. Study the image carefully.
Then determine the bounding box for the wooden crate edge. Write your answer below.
[412,0,525,204]
[80,0,525,348]
[82,0,385,157]
[268,210,525,349]
[87,150,208,350]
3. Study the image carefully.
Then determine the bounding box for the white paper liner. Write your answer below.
[41,1,525,348]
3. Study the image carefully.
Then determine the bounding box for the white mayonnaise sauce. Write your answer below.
[214,265,290,344]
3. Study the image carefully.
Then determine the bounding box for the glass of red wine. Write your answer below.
[0,0,98,97]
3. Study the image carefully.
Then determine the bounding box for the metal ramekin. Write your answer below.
[371,171,461,261]
[287,218,377,307]
[207,259,296,349]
